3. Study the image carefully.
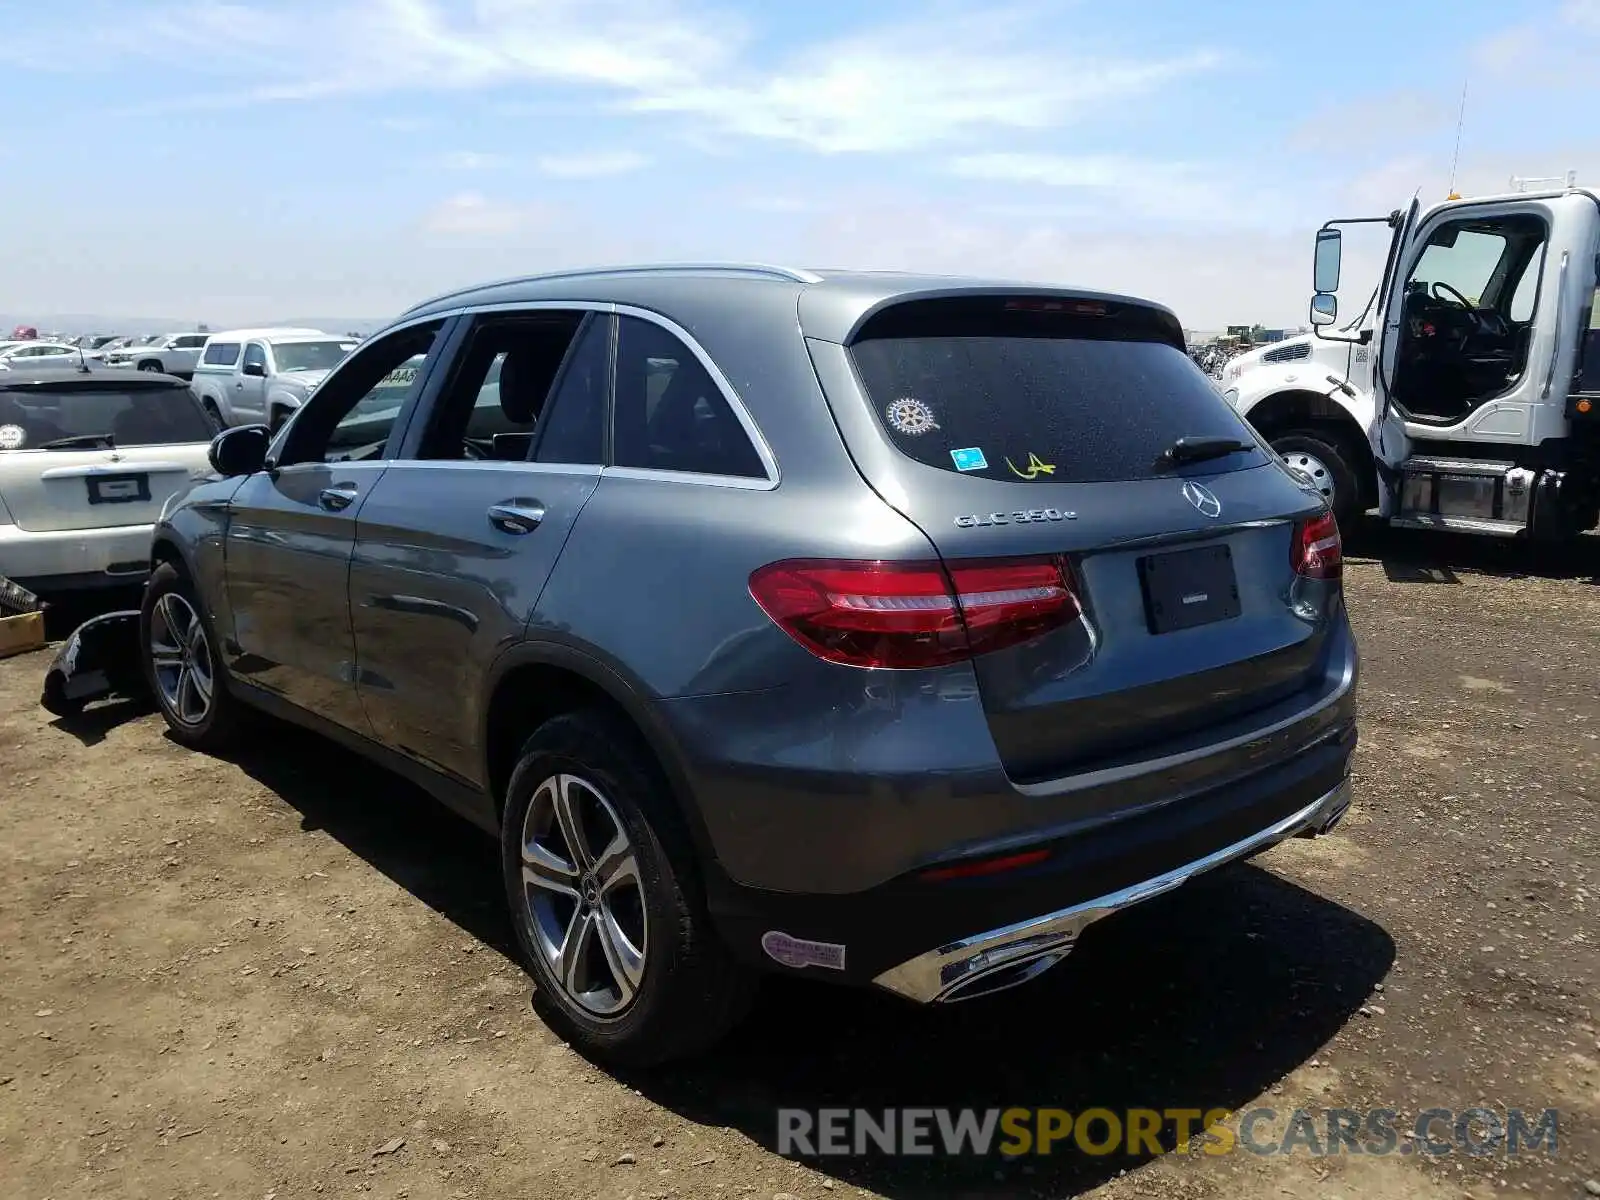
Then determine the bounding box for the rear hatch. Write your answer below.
[807,292,1336,784]
[0,377,213,531]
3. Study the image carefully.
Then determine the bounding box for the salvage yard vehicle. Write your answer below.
[140,264,1358,1066]
[100,331,210,378]
[189,327,351,430]
[0,341,83,370]
[1222,175,1600,539]
[0,368,215,593]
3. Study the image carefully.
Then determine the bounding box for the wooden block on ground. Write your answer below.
[0,610,46,659]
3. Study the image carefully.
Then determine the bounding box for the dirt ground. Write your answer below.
[2,527,1597,1200]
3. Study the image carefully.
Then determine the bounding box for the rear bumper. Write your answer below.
[701,715,1357,990]
[0,521,153,591]
[874,776,1352,1003]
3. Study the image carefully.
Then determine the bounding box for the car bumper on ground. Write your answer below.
[0,521,153,591]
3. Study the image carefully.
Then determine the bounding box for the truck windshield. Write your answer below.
[272,340,357,373]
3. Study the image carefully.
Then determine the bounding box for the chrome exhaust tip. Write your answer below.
[938,946,1075,1003]
[1296,778,1352,838]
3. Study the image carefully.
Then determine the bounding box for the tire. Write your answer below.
[1271,430,1362,528]
[137,360,163,373]
[268,407,288,434]
[139,561,245,751]
[501,710,755,1067]
[201,399,224,431]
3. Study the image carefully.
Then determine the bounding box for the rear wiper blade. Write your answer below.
[1157,435,1255,468]
[37,433,116,450]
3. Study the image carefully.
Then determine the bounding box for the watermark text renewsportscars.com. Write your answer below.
[776,1106,1560,1158]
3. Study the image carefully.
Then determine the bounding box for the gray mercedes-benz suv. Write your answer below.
[142,264,1357,1065]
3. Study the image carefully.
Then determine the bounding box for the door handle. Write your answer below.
[487,502,546,534]
[319,484,359,511]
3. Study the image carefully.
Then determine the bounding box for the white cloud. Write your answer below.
[628,10,1220,153]
[536,150,651,178]
[419,191,547,236]
[91,0,1217,154]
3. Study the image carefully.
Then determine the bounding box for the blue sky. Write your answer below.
[3,0,1599,329]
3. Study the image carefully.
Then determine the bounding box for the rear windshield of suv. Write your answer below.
[0,385,213,450]
[849,297,1261,483]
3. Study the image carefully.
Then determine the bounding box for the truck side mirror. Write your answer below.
[1314,227,1342,294]
[241,361,267,378]
[1310,293,1338,327]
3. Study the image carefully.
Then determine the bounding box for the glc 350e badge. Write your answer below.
[955,508,1077,528]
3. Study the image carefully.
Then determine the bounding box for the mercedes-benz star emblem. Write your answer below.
[1182,481,1223,518]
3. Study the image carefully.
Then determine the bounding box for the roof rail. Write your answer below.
[402,262,823,315]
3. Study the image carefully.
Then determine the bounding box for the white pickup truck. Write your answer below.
[188,328,358,429]
[100,332,210,378]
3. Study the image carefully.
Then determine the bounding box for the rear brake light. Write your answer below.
[748,557,1080,669]
[1003,298,1108,316]
[1292,510,1342,580]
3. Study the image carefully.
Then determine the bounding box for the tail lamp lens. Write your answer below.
[748,556,1080,669]
[1293,510,1342,580]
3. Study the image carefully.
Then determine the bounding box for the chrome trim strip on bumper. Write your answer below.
[871,777,1353,1004]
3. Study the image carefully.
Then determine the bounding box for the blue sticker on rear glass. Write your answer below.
[950,447,988,472]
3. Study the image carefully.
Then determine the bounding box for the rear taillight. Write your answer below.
[748,556,1080,669]
[1292,510,1342,580]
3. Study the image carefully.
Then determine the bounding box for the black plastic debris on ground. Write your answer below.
[40,609,147,718]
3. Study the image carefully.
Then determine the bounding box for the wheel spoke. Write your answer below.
[522,843,580,898]
[190,661,213,704]
[155,593,183,642]
[595,904,644,1003]
[551,775,595,871]
[594,833,639,898]
[150,648,184,670]
[560,908,596,996]
[176,666,197,721]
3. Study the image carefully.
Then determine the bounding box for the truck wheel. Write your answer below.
[202,400,224,430]
[1271,431,1361,527]
[500,710,756,1067]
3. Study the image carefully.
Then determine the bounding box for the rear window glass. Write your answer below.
[0,386,213,450]
[849,305,1261,484]
[202,341,241,366]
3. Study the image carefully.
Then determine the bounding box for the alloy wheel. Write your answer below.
[520,773,648,1017]
[149,592,214,726]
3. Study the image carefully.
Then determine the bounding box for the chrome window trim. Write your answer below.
[602,465,775,492]
[381,459,600,476]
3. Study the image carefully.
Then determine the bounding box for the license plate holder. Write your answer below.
[86,473,151,505]
[1137,543,1241,634]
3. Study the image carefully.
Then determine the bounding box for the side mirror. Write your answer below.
[1310,293,1338,327]
[1313,227,1342,294]
[241,361,267,378]
[209,424,271,476]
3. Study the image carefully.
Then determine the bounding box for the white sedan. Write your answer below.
[0,341,84,371]
[0,368,216,593]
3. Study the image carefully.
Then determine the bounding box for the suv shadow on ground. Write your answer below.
[207,713,1393,1199]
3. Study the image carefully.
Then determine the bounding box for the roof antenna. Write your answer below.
[1446,76,1468,200]
[76,343,91,373]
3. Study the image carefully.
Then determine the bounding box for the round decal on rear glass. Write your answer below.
[0,424,25,450]
[885,396,939,436]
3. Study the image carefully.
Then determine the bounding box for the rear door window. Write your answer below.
[0,384,214,449]
[203,341,241,366]
[848,298,1261,483]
